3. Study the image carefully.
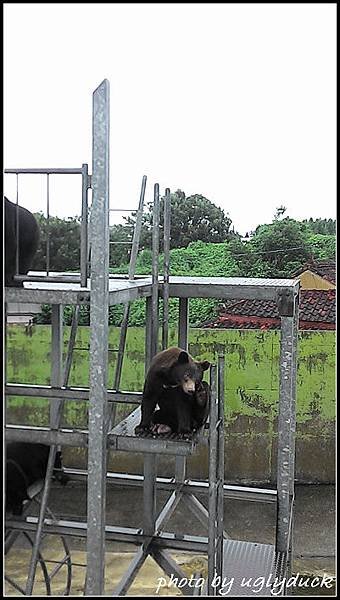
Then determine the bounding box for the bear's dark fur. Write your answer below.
[135,347,210,434]
[151,380,211,435]
[5,196,40,287]
[6,443,68,515]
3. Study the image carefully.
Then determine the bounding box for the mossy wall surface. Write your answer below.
[6,325,335,483]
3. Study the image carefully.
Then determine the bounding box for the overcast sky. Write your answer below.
[4,3,336,235]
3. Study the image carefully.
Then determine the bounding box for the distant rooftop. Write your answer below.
[203,289,335,330]
[293,260,336,285]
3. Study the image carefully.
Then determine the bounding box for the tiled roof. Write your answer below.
[203,289,336,330]
[294,260,336,284]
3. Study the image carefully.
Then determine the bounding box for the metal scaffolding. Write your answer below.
[4,79,299,596]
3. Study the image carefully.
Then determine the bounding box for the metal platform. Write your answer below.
[109,406,204,455]
[6,407,203,456]
[5,273,153,306]
[202,540,286,596]
[5,272,299,306]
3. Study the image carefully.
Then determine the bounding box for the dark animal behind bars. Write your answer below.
[5,196,40,286]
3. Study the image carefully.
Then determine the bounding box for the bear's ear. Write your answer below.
[177,351,190,364]
[199,360,211,371]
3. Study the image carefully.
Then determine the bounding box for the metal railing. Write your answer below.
[4,165,91,287]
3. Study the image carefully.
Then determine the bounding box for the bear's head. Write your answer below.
[165,351,210,395]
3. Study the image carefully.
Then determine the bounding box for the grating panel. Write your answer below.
[205,540,286,596]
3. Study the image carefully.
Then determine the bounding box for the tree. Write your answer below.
[303,218,336,235]
[32,213,81,272]
[249,218,311,277]
[124,190,233,251]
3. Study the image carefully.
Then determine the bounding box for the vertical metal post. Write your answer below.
[63,305,80,385]
[176,295,189,485]
[178,298,189,350]
[216,355,225,588]
[208,364,218,596]
[80,163,89,288]
[113,175,147,395]
[128,175,147,281]
[86,79,110,596]
[151,184,160,359]
[287,293,299,577]
[162,188,171,350]
[50,305,64,425]
[4,302,8,422]
[276,314,294,554]
[15,173,19,276]
[289,295,299,495]
[46,174,50,276]
[143,454,157,536]
[145,296,153,376]
[25,304,64,594]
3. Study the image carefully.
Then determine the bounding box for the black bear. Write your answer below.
[5,443,69,516]
[5,196,40,287]
[151,380,211,436]
[135,347,210,434]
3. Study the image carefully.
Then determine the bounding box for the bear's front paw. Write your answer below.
[134,424,149,436]
[151,423,172,435]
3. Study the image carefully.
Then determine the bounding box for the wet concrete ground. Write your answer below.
[5,482,336,596]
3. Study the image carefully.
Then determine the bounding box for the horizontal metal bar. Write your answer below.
[5,424,88,447]
[62,469,277,503]
[5,424,197,456]
[6,517,209,552]
[5,282,153,306]
[5,168,84,174]
[5,383,142,404]
[8,272,149,286]
[12,275,83,284]
[109,209,135,212]
[109,241,133,245]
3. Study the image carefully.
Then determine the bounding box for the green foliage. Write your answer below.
[303,218,336,235]
[123,189,232,253]
[248,218,311,277]
[305,234,335,260]
[32,200,335,328]
[32,212,81,272]
[34,304,90,325]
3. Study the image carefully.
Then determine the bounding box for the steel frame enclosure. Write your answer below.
[4,78,299,597]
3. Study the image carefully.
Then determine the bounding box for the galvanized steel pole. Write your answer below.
[276,314,294,554]
[162,188,171,350]
[151,183,160,359]
[86,79,110,596]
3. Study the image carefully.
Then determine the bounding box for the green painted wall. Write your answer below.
[6,325,335,483]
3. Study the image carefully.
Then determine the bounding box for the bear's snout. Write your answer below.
[182,380,196,394]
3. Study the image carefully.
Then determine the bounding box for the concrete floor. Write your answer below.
[5,481,336,596]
